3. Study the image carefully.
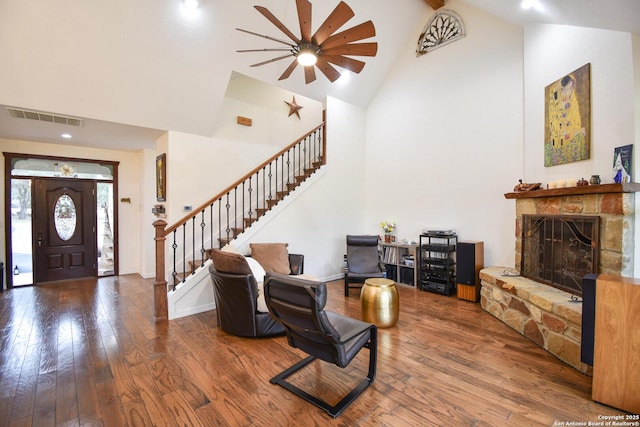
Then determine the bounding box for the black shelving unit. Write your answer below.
[419,231,457,296]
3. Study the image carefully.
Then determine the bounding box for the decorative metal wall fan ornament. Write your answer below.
[416,9,465,56]
[236,0,378,84]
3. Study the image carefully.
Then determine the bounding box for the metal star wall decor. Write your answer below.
[285,96,303,119]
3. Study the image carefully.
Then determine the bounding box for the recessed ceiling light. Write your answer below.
[61,133,72,139]
[521,0,541,10]
[183,0,198,11]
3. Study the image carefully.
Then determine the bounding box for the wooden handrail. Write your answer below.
[164,122,325,236]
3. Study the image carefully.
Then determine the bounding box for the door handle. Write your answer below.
[37,234,43,247]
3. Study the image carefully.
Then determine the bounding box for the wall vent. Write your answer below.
[6,107,83,127]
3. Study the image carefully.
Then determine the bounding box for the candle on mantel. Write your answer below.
[548,181,558,189]
[557,179,567,188]
[567,179,578,187]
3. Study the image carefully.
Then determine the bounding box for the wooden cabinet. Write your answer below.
[380,242,418,287]
[592,275,640,413]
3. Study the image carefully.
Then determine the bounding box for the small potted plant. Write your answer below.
[380,221,396,242]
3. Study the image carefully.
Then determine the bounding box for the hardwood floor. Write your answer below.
[0,275,628,426]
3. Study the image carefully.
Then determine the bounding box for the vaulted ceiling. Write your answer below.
[0,0,637,151]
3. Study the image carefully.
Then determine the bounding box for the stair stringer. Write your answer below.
[167,259,215,320]
[166,166,326,320]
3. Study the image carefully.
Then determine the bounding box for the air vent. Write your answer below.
[6,107,83,127]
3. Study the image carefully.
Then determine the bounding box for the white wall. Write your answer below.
[524,24,638,274]
[161,75,324,224]
[523,24,636,183]
[0,139,143,275]
[364,0,524,267]
[229,96,368,279]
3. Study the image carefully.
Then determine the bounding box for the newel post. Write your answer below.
[153,220,169,321]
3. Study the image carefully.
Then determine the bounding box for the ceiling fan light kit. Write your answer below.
[236,0,377,84]
[296,43,319,66]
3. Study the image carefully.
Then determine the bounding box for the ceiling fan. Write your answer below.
[236,0,378,84]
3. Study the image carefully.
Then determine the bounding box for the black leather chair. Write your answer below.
[264,272,377,418]
[344,235,386,296]
[208,249,304,338]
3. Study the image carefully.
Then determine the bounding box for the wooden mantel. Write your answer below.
[423,0,444,10]
[504,182,640,199]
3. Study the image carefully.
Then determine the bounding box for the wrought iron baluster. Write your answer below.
[200,209,206,267]
[209,202,214,250]
[171,230,178,290]
[234,186,238,236]
[181,223,186,283]
[254,171,260,220]
[191,217,196,274]
[218,197,222,249]
[261,166,266,217]
[228,193,231,247]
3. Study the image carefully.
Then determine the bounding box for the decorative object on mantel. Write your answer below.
[285,96,303,119]
[380,220,396,243]
[577,178,589,186]
[544,63,591,167]
[589,174,601,185]
[416,9,465,56]
[513,179,541,192]
[612,144,632,183]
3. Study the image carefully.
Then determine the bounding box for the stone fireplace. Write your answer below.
[480,183,638,373]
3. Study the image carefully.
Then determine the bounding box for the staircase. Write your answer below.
[152,121,326,320]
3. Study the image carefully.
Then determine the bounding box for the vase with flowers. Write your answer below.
[380,221,396,242]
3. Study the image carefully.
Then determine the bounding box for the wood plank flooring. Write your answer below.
[0,275,629,426]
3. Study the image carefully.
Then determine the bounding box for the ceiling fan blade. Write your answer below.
[237,48,293,53]
[315,57,341,82]
[320,21,376,51]
[312,1,354,45]
[254,6,301,44]
[321,55,365,73]
[322,42,378,57]
[236,28,296,48]
[278,59,299,81]
[304,65,317,84]
[250,54,295,67]
[296,0,312,42]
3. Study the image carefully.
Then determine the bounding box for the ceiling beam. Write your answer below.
[423,0,444,10]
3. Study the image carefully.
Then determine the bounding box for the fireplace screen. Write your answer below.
[521,215,599,296]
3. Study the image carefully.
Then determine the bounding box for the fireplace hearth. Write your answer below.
[478,183,639,373]
[521,215,599,297]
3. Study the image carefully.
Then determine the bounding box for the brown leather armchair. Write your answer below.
[208,249,303,337]
[344,235,386,296]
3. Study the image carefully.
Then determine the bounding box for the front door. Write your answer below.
[33,178,96,283]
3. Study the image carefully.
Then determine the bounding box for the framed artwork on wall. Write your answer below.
[544,63,591,166]
[156,153,166,202]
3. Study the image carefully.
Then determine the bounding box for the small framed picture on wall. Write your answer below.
[156,153,166,202]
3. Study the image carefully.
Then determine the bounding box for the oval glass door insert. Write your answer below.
[54,194,76,241]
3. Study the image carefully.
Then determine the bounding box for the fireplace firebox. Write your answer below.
[521,215,599,296]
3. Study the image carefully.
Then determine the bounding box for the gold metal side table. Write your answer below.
[360,278,399,328]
